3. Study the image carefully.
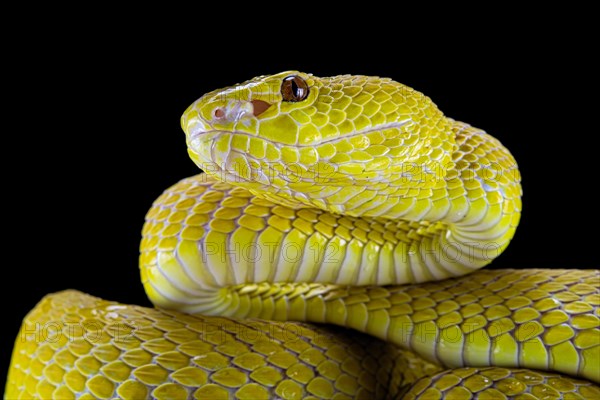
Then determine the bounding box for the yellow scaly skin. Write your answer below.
[6,72,600,399]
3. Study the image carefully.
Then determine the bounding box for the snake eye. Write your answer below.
[281,76,309,102]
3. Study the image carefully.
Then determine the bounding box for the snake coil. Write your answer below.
[6,72,599,399]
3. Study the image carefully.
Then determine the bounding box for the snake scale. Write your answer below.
[6,72,600,399]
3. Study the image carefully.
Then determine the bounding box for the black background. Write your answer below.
[2,21,596,391]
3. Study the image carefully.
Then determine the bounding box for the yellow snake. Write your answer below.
[6,72,599,399]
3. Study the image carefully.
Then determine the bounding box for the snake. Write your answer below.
[6,71,600,399]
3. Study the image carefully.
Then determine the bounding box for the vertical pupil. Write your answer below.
[291,80,299,97]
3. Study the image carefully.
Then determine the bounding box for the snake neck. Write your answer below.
[142,120,521,299]
[434,120,522,271]
[141,119,522,301]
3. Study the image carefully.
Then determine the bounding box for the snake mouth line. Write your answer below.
[187,120,413,188]
[188,120,410,150]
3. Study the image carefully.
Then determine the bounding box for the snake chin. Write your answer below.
[187,133,277,195]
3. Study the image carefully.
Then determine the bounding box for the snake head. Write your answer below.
[181,71,454,215]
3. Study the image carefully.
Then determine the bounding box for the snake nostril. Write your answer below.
[214,108,225,119]
[251,100,271,117]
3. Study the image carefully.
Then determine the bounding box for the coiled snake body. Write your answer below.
[6,72,600,399]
